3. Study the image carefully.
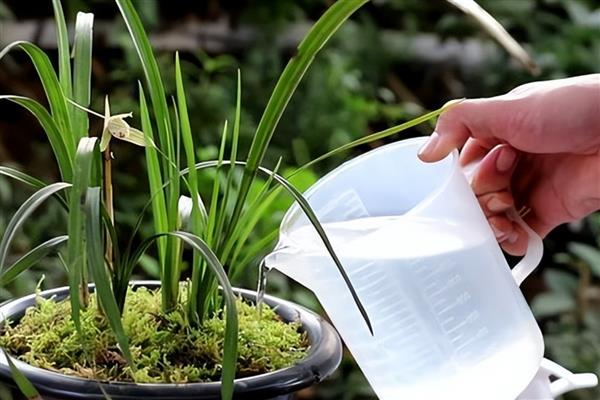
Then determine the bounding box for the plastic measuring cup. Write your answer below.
[265,137,545,400]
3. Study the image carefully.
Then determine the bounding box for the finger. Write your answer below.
[471,145,519,195]
[488,215,529,256]
[478,191,514,217]
[499,223,529,256]
[460,138,497,166]
[489,214,514,243]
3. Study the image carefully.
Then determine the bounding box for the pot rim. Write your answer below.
[0,281,342,399]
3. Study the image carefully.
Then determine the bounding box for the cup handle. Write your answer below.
[508,208,544,286]
[540,358,598,397]
[462,160,543,286]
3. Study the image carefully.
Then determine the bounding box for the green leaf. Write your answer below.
[116,0,181,311]
[128,231,238,400]
[532,291,576,318]
[226,159,283,279]
[72,12,94,140]
[0,236,68,286]
[206,121,228,247]
[138,85,168,263]
[0,96,73,182]
[0,42,75,154]
[291,102,457,176]
[229,0,369,235]
[67,137,98,332]
[2,350,42,400]
[568,242,600,278]
[52,0,72,99]
[0,182,71,272]
[544,268,578,295]
[0,166,48,191]
[115,0,174,167]
[175,53,208,322]
[84,187,134,368]
[182,160,374,335]
[0,166,68,210]
[214,70,242,251]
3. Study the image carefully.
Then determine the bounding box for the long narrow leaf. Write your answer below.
[206,121,228,247]
[2,351,41,400]
[0,42,75,154]
[115,0,174,166]
[181,160,374,335]
[233,229,279,279]
[0,236,68,286]
[67,137,98,332]
[214,70,242,249]
[446,0,538,74]
[0,96,73,181]
[138,85,168,264]
[291,101,459,176]
[51,0,72,99]
[0,166,47,191]
[229,0,368,234]
[254,164,374,335]
[0,182,70,271]
[128,231,237,400]
[225,159,283,279]
[175,53,207,322]
[72,12,94,140]
[0,166,68,210]
[84,187,134,366]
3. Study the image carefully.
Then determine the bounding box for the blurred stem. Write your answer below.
[103,144,114,275]
[576,262,590,328]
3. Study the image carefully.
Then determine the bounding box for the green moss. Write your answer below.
[0,287,309,383]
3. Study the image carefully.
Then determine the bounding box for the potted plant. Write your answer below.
[0,0,450,399]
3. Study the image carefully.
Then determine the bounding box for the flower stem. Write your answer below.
[103,143,114,274]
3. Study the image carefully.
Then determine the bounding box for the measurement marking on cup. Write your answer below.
[434,292,472,315]
[351,261,376,275]
[426,275,462,297]
[455,327,489,351]
[443,311,480,334]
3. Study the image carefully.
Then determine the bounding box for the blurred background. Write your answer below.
[0,0,599,398]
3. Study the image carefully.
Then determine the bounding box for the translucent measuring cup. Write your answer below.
[265,137,545,400]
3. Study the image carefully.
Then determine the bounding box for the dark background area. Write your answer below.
[0,0,599,398]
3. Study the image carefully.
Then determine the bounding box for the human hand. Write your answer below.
[418,74,600,255]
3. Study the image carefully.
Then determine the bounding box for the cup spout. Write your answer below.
[263,246,313,290]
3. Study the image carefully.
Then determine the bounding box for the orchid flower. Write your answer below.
[69,96,155,152]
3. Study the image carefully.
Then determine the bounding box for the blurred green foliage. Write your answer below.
[0,0,599,398]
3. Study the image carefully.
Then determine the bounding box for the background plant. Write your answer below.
[0,0,454,398]
[0,0,598,399]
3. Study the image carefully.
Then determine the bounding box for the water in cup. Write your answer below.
[266,215,542,399]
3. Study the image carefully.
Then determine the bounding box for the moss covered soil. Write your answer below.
[0,287,309,383]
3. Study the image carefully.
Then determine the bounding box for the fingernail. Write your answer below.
[487,197,510,213]
[418,132,440,159]
[490,223,507,239]
[508,232,519,244]
[496,147,517,172]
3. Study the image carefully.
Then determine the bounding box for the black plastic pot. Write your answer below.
[0,281,342,400]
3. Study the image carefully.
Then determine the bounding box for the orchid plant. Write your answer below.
[0,0,532,399]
